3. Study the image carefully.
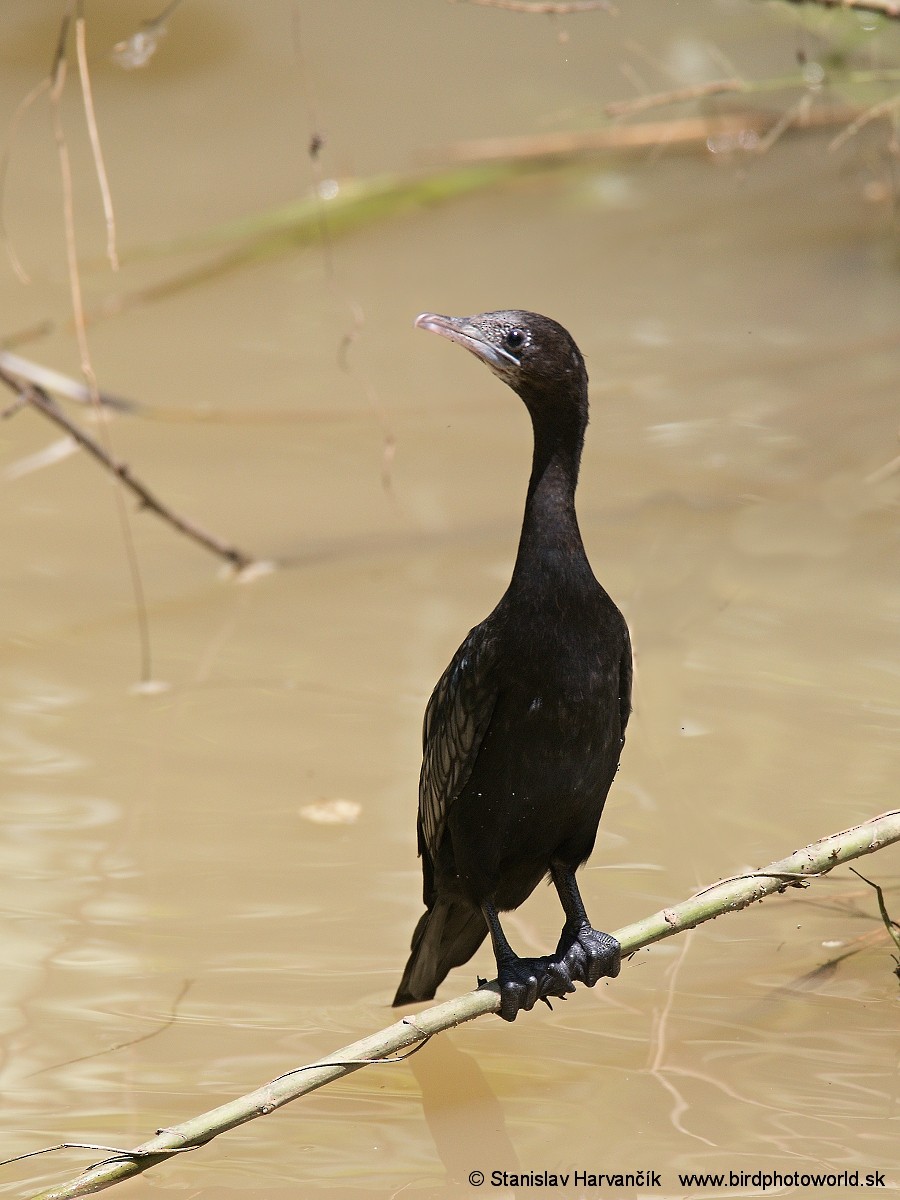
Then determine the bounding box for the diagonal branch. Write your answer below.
[457,0,616,12]
[782,0,900,18]
[0,367,257,572]
[0,351,138,412]
[11,808,900,1200]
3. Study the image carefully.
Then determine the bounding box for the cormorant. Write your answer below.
[394,310,631,1022]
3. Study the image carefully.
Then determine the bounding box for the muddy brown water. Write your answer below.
[1,3,898,1196]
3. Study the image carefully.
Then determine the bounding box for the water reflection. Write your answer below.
[411,1036,520,1192]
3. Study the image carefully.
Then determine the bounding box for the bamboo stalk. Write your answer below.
[15,808,900,1200]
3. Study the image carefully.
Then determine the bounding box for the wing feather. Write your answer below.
[618,626,633,741]
[418,627,499,860]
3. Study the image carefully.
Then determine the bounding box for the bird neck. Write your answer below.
[511,404,590,587]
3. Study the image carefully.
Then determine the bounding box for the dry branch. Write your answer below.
[0,367,256,572]
[0,351,137,412]
[604,66,900,120]
[444,104,864,162]
[783,0,900,18]
[604,78,747,118]
[11,808,900,1200]
[455,0,615,12]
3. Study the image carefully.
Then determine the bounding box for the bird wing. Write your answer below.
[618,626,634,741]
[418,626,500,861]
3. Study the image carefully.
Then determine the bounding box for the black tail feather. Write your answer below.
[393,899,488,1006]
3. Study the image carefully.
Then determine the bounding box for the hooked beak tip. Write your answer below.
[414,312,448,334]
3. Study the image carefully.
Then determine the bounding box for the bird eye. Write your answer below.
[504,329,525,351]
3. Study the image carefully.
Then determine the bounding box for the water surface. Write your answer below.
[0,3,898,1196]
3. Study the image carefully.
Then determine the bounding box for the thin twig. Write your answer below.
[603,68,900,122]
[0,350,138,412]
[75,8,119,270]
[0,348,431,427]
[27,981,194,1078]
[454,0,615,13]
[14,808,900,1200]
[445,104,863,162]
[782,0,900,18]
[269,1036,432,1086]
[605,78,746,118]
[689,868,821,899]
[849,868,900,956]
[755,92,814,154]
[50,2,155,679]
[829,92,900,152]
[0,369,257,572]
[0,1146,172,1171]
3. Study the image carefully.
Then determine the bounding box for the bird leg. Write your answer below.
[549,861,620,988]
[481,900,572,1022]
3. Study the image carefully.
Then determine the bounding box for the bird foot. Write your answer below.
[494,954,575,1022]
[555,922,620,988]
[487,927,619,1021]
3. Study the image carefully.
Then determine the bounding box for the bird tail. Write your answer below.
[393,899,488,1007]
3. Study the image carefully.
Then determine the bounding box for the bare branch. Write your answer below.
[850,868,900,957]
[26,981,194,1079]
[782,0,900,18]
[15,809,900,1200]
[604,67,900,124]
[0,368,258,572]
[0,351,137,412]
[829,92,900,152]
[75,9,119,270]
[38,5,154,680]
[605,78,746,118]
[445,105,862,162]
[455,0,615,13]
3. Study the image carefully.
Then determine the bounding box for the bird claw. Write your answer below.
[556,923,620,988]
[491,927,619,1021]
[543,956,577,996]
[494,952,584,1021]
[496,955,562,1022]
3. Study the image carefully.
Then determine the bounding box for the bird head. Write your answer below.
[414,310,588,412]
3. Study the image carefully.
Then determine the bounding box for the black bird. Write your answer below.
[394,310,632,1023]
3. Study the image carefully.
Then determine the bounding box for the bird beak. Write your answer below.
[414,312,519,370]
